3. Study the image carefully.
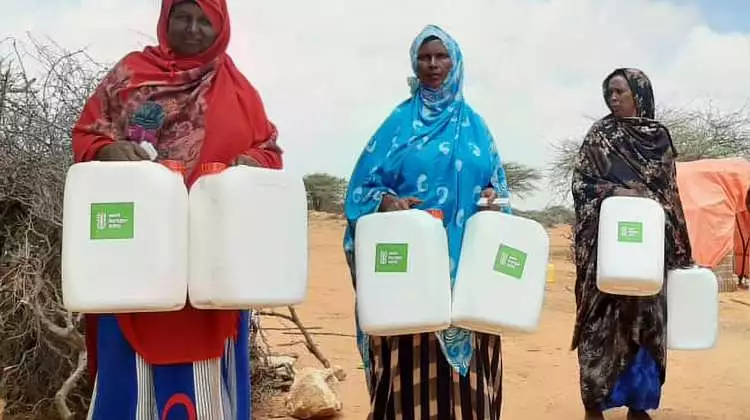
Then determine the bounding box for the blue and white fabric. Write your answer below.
[86,312,251,420]
[343,24,512,379]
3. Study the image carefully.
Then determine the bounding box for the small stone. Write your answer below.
[332,365,347,382]
[286,368,342,419]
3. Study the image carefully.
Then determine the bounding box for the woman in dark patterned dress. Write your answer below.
[571,68,693,420]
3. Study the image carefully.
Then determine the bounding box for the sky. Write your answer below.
[2,0,749,209]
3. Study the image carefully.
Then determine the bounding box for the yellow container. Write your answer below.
[546,264,555,283]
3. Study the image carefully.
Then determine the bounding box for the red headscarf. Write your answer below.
[73,0,282,184]
[73,0,282,375]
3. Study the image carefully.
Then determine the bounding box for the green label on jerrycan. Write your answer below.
[617,221,643,243]
[90,202,135,240]
[494,244,527,279]
[375,243,409,273]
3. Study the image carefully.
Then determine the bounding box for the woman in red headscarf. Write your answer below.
[72,1,281,418]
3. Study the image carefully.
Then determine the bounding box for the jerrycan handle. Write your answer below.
[425,209,443,220]
[477,197,510,207]
[199,162,228,177]
[161,159,186,176]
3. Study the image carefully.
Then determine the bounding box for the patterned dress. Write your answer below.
[344,25,511,419]
[571,68,693,411]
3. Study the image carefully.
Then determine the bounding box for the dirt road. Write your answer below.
[257,214,750,419]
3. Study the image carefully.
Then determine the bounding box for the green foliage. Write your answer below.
[304,173,348,213]
[514,205,575,228]
[303,161,542,215]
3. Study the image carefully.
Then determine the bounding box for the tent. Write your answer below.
[676,157,750,286]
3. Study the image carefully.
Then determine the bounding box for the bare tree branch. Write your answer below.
[54,351,86,420]
[504,161,542,200]
[258,307,332,369]
[0,35,104,418]
[546,138,582,203]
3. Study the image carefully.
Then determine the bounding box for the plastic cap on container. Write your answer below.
[426,209,444,220]
[199,162,227,175]
[477,197,510,207]
[161,159,186,174]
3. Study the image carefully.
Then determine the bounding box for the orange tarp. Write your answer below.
[676,158,750,276]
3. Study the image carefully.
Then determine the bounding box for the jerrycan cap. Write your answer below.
[199,162,227,176]
[426,209,443,220]
[161,159,186,174]
[477,197,509,207]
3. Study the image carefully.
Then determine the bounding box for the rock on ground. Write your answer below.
[286,368,343,419]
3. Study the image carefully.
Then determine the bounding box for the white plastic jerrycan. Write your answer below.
[452,207,550,334]
[667,266,719,350]
[597,196,665,296]
[188,163,309,309]
[62,160,189,313]
[355,208,452,336]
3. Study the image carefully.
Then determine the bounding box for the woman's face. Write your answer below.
[416,39,453,90]
[606,75,637,118]
[167,1,217,56]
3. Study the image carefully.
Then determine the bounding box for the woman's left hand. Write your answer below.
[234,155,260,167]
[479,188,501,211]
[613,187,640,197]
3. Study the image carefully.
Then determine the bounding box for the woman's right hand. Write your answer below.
[379,194,423,212]
[95,141,151,161]
[613,187,640,197]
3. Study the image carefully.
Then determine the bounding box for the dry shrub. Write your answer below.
[250,313,276,404]
[0,36,102,419]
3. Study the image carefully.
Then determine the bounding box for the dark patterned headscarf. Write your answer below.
[603,68,656,119]
[569,69,694,404]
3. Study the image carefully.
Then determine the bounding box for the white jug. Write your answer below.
[355,209,452,336]
[62,160,188,313]
[188,163,309,309]
[452,210,550,334]
[667,266,719,350]
[597,196,665,296]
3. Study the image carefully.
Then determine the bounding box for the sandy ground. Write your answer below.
[256,213,750,420]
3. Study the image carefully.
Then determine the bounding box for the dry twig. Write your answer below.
[258,307,332,368]
[54,351,86,420]
[0,35,103,418]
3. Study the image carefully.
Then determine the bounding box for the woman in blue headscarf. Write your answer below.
[343,25,511,419]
